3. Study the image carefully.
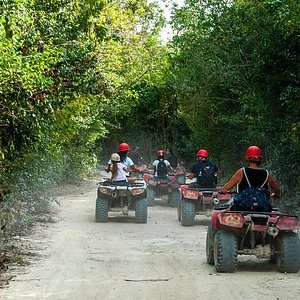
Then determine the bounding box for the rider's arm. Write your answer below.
[130,164,141,172]
[166,160,173,173]
[188,163,197,179]
[220,168,243,193]
[268,174,281,198]
[105,164,111,173]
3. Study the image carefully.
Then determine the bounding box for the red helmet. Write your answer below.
[118,143,130,152]
[245,146,263,158]
[157,150,165,157]
[196,149,209,158]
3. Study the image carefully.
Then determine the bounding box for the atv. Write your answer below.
[206,200,300,273]
[95,177,148,223]
[177,184,231,226]
[143,167,186,208]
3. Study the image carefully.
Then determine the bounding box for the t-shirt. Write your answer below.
[152,159,171,177]
[191,159,218,187]
[110,163,127,182]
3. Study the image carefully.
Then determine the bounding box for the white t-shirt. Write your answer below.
[108,156,134,177]
[152,159,170,176]
[110,163,127,182]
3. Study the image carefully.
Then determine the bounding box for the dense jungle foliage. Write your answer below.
[0,0,299,235]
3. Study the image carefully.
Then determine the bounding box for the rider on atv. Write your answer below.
[152,150,174,179]
[105,143,142,178]
[187,149,219,188]
[220,145,281,211]
[108,153,128,182]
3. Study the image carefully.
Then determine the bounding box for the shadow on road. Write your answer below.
[237,258,276,272]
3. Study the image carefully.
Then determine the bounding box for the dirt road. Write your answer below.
[1,180,300,300]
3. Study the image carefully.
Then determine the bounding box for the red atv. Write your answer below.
[177,184,231,226]
[143,167,186,207]
[206,201,300,273]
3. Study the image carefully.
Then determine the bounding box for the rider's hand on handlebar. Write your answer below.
[271,192,280,199]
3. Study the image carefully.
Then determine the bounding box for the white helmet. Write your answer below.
[111,153,120,162]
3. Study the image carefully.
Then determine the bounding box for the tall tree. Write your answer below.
[170,0,300,211]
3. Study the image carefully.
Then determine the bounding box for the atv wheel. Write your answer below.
[206,225,216,265]
[168,189,181,208]
[177,200,182,221]
[268,254,276,264]
[135,197,148,224]
[181,199,195,226]
[95,197,108,223]
[146,187,155,207]
[214,230,237,273]
[276,232,300,273]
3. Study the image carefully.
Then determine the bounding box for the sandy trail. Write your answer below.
[0,181,299,300]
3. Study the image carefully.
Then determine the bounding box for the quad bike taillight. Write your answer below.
[183,189,199,200]
[132,188,144,196]
[218,212,244,228]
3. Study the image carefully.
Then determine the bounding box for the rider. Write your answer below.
[109,153,128,182]
[152,150,173,179]
[105,143,141,177]
[187,149,219,188]
[220,145,280,203]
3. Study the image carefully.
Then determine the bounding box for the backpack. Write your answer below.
[197,161,216,188]
[232,168,271,212]
[156,160,168,177]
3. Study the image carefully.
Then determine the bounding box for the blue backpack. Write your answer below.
[232,168,271,212]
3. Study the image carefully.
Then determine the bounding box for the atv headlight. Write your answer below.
[100,187,110,195]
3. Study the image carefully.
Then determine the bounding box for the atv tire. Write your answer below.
[146,187,155,207]
[276,232,300,273]
[135,197,148,224]
[181,199,195,226]
[95,197,108,223]
[168,189,181,208]
[206,225,216,265]
[177,200,182,221]
[214,230,237,273]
